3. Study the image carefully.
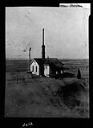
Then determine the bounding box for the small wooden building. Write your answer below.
[30,58,64,77]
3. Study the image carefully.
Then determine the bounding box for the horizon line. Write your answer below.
[6,57,89,60]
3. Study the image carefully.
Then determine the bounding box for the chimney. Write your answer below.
[42,28,45,60]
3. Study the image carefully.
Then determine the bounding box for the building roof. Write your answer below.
[34,58,44,65]
[31,58,64,69]
[44,58,64,69]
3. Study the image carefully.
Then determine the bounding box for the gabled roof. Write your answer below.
[30,58,44,66]
[31,58,64,69]
[44,58,64,69]
[34,58,44,65]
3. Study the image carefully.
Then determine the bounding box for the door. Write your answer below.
[44,65,50,77]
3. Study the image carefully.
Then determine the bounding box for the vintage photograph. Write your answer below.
[5,4,90,118]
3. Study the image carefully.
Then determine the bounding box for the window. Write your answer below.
[61,70,63,74]
[56,71,58,74]
[32,66,34,72]
[36,66,37,72]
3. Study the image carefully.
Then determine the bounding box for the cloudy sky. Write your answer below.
[6,4,90,59]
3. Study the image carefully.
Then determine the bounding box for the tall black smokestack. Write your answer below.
[42,28,45,59]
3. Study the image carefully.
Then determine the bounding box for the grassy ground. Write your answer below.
[5,72,89,118]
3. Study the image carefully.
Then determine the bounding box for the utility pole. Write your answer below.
[29,47,31,72]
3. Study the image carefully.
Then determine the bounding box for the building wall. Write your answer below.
[49,66,63,77]
[44,64,50,77]
[30,61,39,75]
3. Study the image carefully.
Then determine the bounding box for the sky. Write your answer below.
[6,4,90,59]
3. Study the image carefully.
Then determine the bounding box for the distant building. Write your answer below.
[30,28,64,77]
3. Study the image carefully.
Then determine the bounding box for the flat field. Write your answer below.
[5,59,89,117]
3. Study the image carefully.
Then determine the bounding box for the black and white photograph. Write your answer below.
[5,3,90,118]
